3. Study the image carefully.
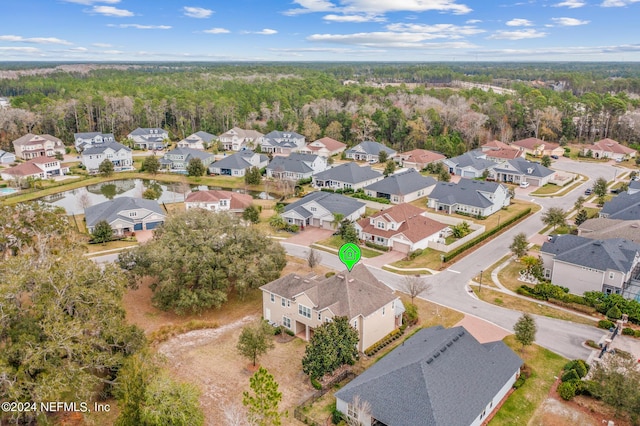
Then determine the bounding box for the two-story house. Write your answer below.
[0,156,69,182]
[127,128,169,150]
[345,141,396,163]
[266,153,328,180]
[176,131,217,150]
[81,142,133,173]
[184,190,253,213]
[208,150,269,177]
[12,133,66,160]
[218,127,263,151]
[312,162,383,191]
[84,196,166,235]
[260,264,404,352]
[356,203,449,253]
[160,147,215,172]
[260,130,306,155]
[281,191,366,229]
[363,168,436,204]
[73,132,116,152]
[427,179,511,217]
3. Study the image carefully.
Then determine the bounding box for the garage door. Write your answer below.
[145,221,163,230]
[392,241,411,253]
[462,170,475,178]
[134,223,143,231]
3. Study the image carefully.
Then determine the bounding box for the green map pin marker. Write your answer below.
[338,243,361,272]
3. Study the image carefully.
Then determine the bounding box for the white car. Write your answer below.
[519,181,530,188]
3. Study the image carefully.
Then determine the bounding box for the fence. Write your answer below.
[427,225,485,253]
[293,370,356,426]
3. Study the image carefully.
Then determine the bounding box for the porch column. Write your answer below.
[305,324,309,341]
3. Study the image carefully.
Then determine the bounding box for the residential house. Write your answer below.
[266,153,327,180]
[396,149,445,170]
[260,264,404,352]
[81,142,133,173]
[184,190,253,213]
[299,137,347,157]
[73,132,116,152]
[259,130,306,155]
[0,150,16,164]
[127,128,169,150]
[599,191,640,220]
[12,133,66,160]
[442,151,496,178]
[628,180,640,195]
[427,179,511,217]
[511,137,564,157]
[490,157,554,187]
[176,131,217,150]
[540,234,640,297]
[160,147,215,173]
[281,191,366,229]
[345,141,396,163]
[582,138,636,160]
[335,326,523,426]
[0,157,69,182]
[208,150,269,177]
[84,196,166,235]
[356,203,449,253]
[312,162,383,191]
[363,168,436,203]
[578,218,640,244]
[218,127,263,151]
[481,140,524,162]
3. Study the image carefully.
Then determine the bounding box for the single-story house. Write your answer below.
[281,191,366,229]
[578,218,640,244]
[184,190,253,213]
[490,157,554,187]
[599,191,640,220]
[540,234,640,297]
[208,150,269,177]
[73,132,116,152]
[266,153,328,180]
[356,203,449,253]
[345,141,396,163]
[176,131,217,150]
[127,128,169,150]
[0,157,69,182]
[396,149,445,170]
[299,137,347,157]
[12,133,66,160]
[260,264,404,352]
[0,149,16,164]
[481,140,524,162]
[312,162,383,191]
[427,179,511,217]
[363,168,436,203]
[442,151,496,178]
[218,127,263,151]
[84,196,166,235]
[81,142,133,173]
[259,130,306,155]
[582,138,636,160]
[335,325,523,426]
[160,147,215,172]
[511,138,564,157]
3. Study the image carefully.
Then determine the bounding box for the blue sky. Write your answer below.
[2,0,640,61]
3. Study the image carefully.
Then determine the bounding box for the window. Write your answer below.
[282,316,291,329]
[347,404,357,419]
[270,293,275,303]
[299,304,311,319]
[545,269,551,279]
[317,311,322,321]
[353,320,358,330]
[310,207,317,212]
[281,297,287,307]
[609,272,615,279]
[382,307,385,316]
[376,221,385,229]
[129,212,137,217]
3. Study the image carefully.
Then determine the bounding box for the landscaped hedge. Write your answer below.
[351,191,391,204]
[364,328,405,357]
[442,208,532,262]
[320,187,354,194]
[364,241,390,252]
[597,320,614,329]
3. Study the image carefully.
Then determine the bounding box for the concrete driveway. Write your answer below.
[362,250,405,268]
[285,227,334,245]
[135,230,155,243]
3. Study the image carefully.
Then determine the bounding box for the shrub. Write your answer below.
[285,329,295,336]
[310,378,322,390]
[404,303,418,326]
[575,380,599,397]
[597,319,614,329]
[606,305,622,320]
[561,369,580,383]
[407,249,423,260]
[513,375,526,389]
[331,408,344,425]
[558,381,577,401]
[622,327,636,336]
[364,241,390,251]
[325,271,336,278]
[635,330,640,338]
[564,360,588,378]
[287,224,300,233]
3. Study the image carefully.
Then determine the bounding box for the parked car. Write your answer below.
[519,181,530,188]
[584,188,592,195]
[550,155,559,159]
[611,188,621,194]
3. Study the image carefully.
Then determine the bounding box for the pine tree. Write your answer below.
[514,313,537,350]
[574,209,588,226]
[243,367,283,426]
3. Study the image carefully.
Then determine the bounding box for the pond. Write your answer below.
[38,179,273,215]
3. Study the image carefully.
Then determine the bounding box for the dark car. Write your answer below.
[550,155,559,160]
[584,188,592,195]
[611,188,621,194]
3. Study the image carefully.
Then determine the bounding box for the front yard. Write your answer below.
[313,235,383,258]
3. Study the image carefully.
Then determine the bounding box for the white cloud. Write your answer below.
[308,31,476,48]
[108,24,172,29]
[477,43,640,57]
[62,0,120,4]
[0,47,40,52]
[323,14,385,22]
[488,29,547,39]
[284,0,472,16]
[92,42,112,47]
[601,0,640,6]
[203,28,230,34]
[270,47,386,54]
[551,17,590,26]
[0,35,72,45]
[103,50,124,54]
[183,6,213,18]
[385,23,485,38]
[466,19,482,23]
[251,29,278,35]
[90,6,134,17]
[552,0,586,7]
[69,47,88,51]
[506,18,533,26]
[283,0,336,15]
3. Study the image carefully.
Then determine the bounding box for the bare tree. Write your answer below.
[223,403,249,426]
[76,190,92,210]
[346,395,372,426]
[307,248,322,269]
[400,275,432,304]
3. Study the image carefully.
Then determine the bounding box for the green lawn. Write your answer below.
[529,183,562,195]
[489,335,567,426]
[314,236,383,258]
[530,174,586,198]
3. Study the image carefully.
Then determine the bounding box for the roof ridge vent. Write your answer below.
[348,278,355,283]
[433,352,440,358]
[440,346,447,353]
[426,357,434,364]
[337,275,345,280]
[447,341,453,347]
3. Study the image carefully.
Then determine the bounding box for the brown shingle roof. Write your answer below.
[482,140,512,150]
[399,149,446,164]
[485,148,521,160]
[312,137,347,151]
[2,162,43,177]
[357,203,448,244]
[592,138,635,155]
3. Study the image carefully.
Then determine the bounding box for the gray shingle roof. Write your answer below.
[84,196,165,228]
[82,141,131,155]
[209,150,265,171]
[346,140,396,156]
[335,326,522,426]
[446,151,495,171]
[313,162,382,184]
[542,234,640,272]
[363,168,436,196]
[164,147,212,161]
[74,132,115,140]
[493,158,554,178]
[192,131,217,142]
[428,178,502,208]
[264,130,304,139]
[284,191,365,217]
[266,156,313,174]
[129,127,166,136]
[600,191,640,220]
